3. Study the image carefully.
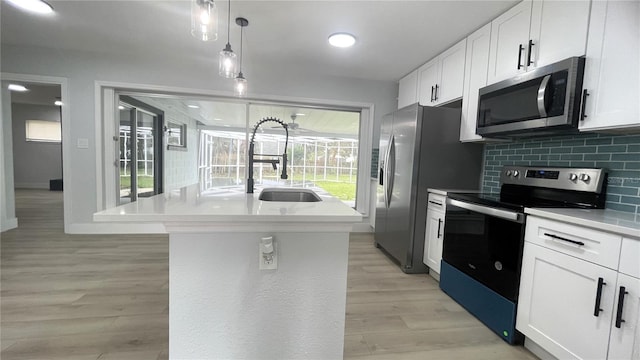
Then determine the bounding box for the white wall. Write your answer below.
[11,103,63,189]
[1,44,397,232]
[1,84,18,231]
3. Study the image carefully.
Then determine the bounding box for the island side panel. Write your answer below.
[169,231,350,359]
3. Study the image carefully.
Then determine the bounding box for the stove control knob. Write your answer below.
[579,173,591,182]
[513,170,520,177]
[505,170,512,177]
[569,173,578,181]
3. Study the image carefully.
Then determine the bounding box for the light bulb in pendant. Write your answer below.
[219,44,237,78]
[235,72,247,97]
[191,0,217,41]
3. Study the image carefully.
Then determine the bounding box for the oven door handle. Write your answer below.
[447,198,524,223]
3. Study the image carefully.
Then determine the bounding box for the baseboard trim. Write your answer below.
[1,217,18,232]
[67,222,167,234]
[523,338,557,360]
[352,222,373,233]
[15,182,49,189]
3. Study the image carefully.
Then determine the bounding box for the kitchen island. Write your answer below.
[94,184,362,359]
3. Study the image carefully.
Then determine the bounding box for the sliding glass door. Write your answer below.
[118,96,163,204]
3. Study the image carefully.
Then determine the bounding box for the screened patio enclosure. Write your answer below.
[199,130,359,206]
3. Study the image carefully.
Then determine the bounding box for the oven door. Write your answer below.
[442,198,526,302]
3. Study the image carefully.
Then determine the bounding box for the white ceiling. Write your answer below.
[1,0,519,82]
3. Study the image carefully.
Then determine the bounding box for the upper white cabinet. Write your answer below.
[398,70,418,109]
[488,0,591,84]
[487,0,533,83]
[460,23,492,142]
[417,39,467,106]
[529,0,591,68]
[579,0,640,132]
[417,59,439,105]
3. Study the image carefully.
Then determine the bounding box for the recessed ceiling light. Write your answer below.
[6,0,54,14]
[328,33,356,48]
[118,105,125,110]
[295,113,306,116]
[54,100,63,106]
[223,124,231,127]
[188,105,200,109]
[213,118,223,121]
[8,84,28,92]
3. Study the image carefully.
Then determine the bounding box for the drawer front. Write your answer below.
[427,193,446,211]
[525,216,622,270]
[619,237,640,278]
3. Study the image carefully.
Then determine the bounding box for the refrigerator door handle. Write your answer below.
[386,136,396,208]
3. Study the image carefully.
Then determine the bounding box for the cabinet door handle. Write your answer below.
[594,277,606,317]
[428,200,443,206]
[430,86,435,102]
[544,233,585,246]
[527,39,534,65]
[437,218,442,239]
[615,286,629,328]
[517,44,524,70]
[580,89,590,121]
[434,84,439,101]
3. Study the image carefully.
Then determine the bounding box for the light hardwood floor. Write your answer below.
[1,189,537,360]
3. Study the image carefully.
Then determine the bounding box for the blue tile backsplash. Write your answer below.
[482,133,640,214]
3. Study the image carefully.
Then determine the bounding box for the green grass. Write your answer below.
[291,174,356,201]
[313,181,356,201]
[120,176,154,189]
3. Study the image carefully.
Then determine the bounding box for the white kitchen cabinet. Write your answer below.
[423,193,445,277]
[517,241,617,360]
[518,215,640,360]
[437,40,467,104]
[398,70,418,109]
[609,237,640,360]
[417,58,439,106]
[488,0,591,84]
[608,272,640,360]
[529,0,591,68]
[579,0,640,132]
[487,0,533,83]
[417,39,467,106]
[460,23,491,142]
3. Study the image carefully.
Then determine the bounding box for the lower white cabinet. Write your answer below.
[423,193,445,275]
[518,216,640,360]
[517,241,617,360]
[609,272,640,360]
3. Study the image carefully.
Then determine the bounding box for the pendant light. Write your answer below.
[191,0,218,41]
[234,17,249,97]
[218,0,237,78]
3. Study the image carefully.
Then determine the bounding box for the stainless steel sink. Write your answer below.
[258,188,322,202]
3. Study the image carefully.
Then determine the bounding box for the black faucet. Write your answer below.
[247,117,289,193]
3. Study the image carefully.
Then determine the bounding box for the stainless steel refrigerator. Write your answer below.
[375,103,484,273]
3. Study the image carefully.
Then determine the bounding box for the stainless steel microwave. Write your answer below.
[476,57,585,137]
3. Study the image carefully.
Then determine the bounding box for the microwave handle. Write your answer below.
[537,74,551,118]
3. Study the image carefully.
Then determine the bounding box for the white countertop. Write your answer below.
[525,208,640,238]
[94,184,362,224]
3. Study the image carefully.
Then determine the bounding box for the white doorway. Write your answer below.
[1,73,70,232]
